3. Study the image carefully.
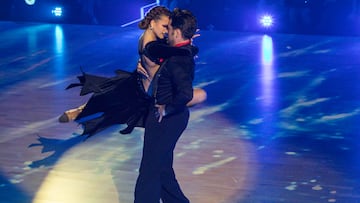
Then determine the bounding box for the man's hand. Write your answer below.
[155,104,166,122]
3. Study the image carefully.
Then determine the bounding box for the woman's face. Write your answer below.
[151,15,169,39]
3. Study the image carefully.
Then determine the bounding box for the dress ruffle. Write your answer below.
[66,69,151,138]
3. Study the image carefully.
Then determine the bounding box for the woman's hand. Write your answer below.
[137,60,149,79]
[191,29,201,44]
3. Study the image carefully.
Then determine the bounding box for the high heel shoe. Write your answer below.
[58,104,85,123]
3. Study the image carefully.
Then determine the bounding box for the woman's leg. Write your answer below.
[187,88,207,107]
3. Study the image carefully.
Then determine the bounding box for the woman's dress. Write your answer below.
[67,69,150,137]
[66,40,191,138]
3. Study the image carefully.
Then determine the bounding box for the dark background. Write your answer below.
[1,0,359,36]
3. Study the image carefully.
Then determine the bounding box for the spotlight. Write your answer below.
[24,0,36,6]
[260,15,274,28]
[52,7,63,17]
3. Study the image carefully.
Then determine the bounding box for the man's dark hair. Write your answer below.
[170,8,197,40]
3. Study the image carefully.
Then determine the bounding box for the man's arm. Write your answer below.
[144,41,190,62]
[161,59,194,117]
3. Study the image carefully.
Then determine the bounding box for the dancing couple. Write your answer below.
[61,6,205,203]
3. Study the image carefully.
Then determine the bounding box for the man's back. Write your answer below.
[154,44,197,116]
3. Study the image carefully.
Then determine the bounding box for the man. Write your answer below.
[134,8,198,203]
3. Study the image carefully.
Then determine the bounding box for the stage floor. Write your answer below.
[0,21,360,203]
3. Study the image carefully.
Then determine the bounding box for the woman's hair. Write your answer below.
[170,8,197,40]
[138,6,171,30]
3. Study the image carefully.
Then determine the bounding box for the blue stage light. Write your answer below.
[121,0,160,27]
[260,15,274,28]
[24,0,36,6]
[52,7,63,17]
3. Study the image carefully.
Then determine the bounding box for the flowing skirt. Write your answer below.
[66,69,151,138]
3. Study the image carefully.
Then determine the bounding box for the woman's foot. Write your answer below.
[58,104,85,123]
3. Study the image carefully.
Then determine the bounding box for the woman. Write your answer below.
[136,6,206,106]
[60,6,206,137]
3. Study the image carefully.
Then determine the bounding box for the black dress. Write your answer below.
[66,40,192,138]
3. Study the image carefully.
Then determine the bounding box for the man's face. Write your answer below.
[167,19,176,46]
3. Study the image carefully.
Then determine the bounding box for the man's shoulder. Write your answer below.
[166,54,194,65]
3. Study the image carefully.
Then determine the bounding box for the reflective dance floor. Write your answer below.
[0,21,360,203]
